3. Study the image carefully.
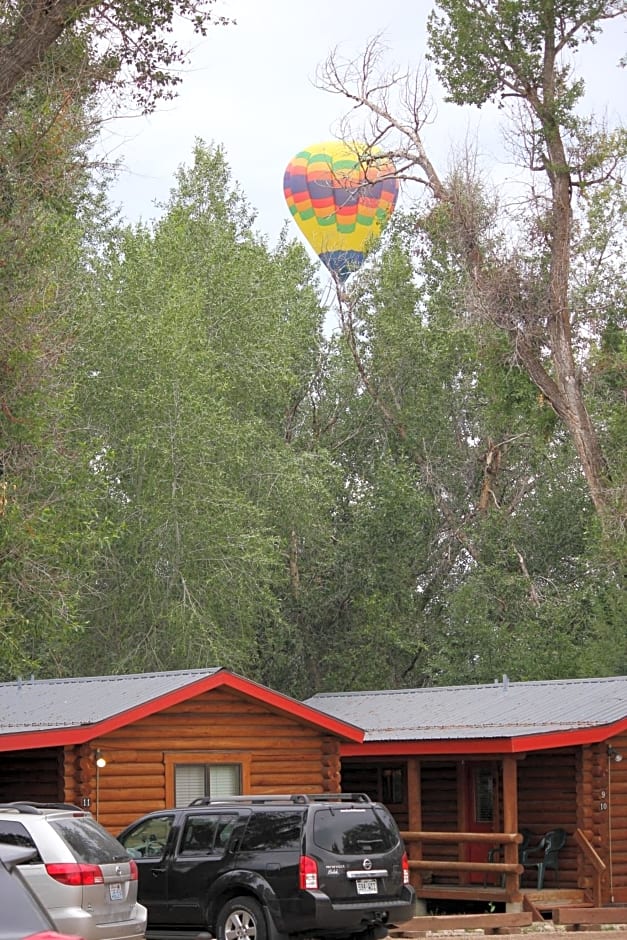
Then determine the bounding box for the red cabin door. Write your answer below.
[464,763,496,883]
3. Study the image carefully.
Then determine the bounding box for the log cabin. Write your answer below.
[0,668,363,832]
[306,674,627,916]
[1,669,626,919]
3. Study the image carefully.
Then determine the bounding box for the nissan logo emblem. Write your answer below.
[363,858,372,871]
[115,865,122,876]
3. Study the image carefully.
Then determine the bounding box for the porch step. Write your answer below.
[523,888,587,909]
[390,912,532,935]
[415,885,508,902]
[553,905,627,927]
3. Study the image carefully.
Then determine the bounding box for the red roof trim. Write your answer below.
[0,671,363,752]
[340,717,627,757]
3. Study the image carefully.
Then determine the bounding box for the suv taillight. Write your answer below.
[299,855,318,890]
[45,862,104,886]
[129,859,138,880]
[401,852,410,885]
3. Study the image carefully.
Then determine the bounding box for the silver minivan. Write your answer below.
[0,802,146,940]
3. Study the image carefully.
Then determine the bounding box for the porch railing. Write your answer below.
[400,830,524,902]
[574,827,605,906]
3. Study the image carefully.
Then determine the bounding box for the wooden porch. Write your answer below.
[399,825,609,910]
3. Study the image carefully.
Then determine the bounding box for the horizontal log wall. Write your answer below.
[577,736,627,902]
[70,689,341,833]
[421,761,459,883]
[579,742,608,901]
[518,747,578,888]
[0,748,64,803]
[607,734,627,901]
[338,761,409,828]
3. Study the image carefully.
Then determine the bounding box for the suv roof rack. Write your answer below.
[188,793,372,807]
[0,801,84,815]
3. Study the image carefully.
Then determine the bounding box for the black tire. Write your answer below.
[344,928,389,940]
[216,896,268,940]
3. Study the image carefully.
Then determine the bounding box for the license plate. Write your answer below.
[355,878,378,895]
[109,882,123,901]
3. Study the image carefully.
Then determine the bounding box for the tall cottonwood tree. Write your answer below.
[64,143,336,678]
[0,0,232,679]
[317,1,626,535]
[0,47,113,678]
[0,0,231,124]
[312,229,626,689]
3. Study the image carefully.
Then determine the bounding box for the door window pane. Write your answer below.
[118,815,174,858]
[239,811,304,851]
[475,768,494,823]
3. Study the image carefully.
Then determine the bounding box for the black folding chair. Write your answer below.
[523,828,567,889]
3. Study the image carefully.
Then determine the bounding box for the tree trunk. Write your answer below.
[0,0,92,123]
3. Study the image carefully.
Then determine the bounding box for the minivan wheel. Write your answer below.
[216,896,268,940]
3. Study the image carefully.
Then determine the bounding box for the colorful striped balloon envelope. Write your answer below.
[283,141,399,282]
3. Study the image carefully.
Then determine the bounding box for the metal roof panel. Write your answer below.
[0,669,222,734]
[306,676,627,742]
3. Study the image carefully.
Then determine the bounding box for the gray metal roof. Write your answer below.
[0,669,222,734]
[305,676,627,742]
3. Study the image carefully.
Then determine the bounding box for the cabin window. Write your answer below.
[341,762,406,808]
[174,763,241,805]
[381,767,405,805]
[164,751,251,807]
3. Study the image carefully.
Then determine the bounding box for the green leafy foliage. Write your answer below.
[66,143,334,677]
[0,55,114,679]
[0,0,233,121]
[1,1,624,692]
[427,1,611,109]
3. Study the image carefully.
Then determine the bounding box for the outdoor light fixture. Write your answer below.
[95,750,107,768]
[607,745,623,763]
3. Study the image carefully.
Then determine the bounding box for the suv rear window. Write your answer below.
[312,807,398,855]
[51,816,129,863]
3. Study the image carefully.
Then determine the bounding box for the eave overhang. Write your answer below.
[0,670,364,752]
[339,715,627,758]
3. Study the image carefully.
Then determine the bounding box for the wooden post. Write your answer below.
[502,756,521,905]
[406,757,422,890]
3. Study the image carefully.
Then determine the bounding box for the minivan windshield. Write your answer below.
[312,807,398,855]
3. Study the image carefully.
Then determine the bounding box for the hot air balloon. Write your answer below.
[283,141,399,282]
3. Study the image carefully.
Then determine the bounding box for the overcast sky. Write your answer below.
[100,0,626,249]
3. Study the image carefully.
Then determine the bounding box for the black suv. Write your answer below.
[117,793,415,940]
